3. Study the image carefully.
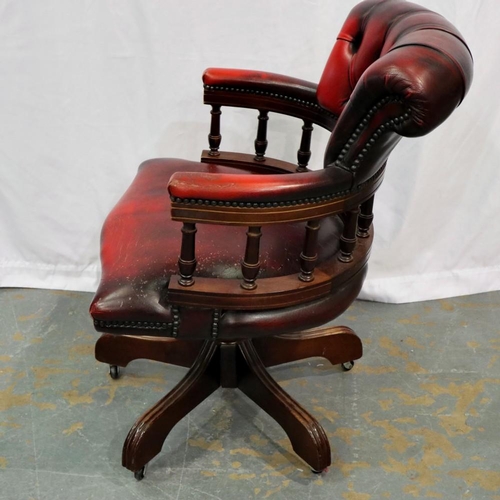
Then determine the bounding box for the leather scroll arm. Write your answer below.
[167,167,383,226]
[323,39,473,187]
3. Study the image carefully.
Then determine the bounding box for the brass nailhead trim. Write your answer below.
[94,319,171,331]
[171,189,352,209]
[94,306,181,338]
[171,306,180,338]
[203,84,337,119]
[211,309,221,339]
[335,96,412,172]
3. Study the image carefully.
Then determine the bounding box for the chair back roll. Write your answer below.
[318,0,473,189]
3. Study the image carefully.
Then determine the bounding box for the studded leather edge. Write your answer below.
[93,319,172,331]
[203,84,337,119]
[171,188,352,209]
[334,96,412,173]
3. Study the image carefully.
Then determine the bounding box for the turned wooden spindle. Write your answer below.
[338,209,359,263]
[357,196,374,238]
[208,105,222,156]
[299,220,321,282]
[241,226,262,290]
[296,120,313,172]
[178,223,197,286]
[254,110,269,161]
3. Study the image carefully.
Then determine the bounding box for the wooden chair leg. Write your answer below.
[237,340,331,472]
[111,332,357,476]
[95,333,204,368]
[122,340,220,473]
[252,325,362,368]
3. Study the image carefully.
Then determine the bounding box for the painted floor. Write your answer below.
[0,288,499,499]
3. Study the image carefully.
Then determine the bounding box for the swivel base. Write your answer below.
[95,326,362,478]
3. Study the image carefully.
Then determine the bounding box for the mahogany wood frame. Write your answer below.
[92,0,473,479]
[96,326,362,474]
[95,60,376,479]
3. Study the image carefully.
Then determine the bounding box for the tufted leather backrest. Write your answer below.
[317,0,472,116]
[317,0,473,190]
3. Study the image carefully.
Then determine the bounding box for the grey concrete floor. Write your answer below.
[1,288,499,499]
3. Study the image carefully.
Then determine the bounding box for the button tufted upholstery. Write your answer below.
[317,0,472,117]
[318,0,473,191]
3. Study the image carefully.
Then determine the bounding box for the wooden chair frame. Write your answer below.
[92,0,472,479]
[95,79,372,478]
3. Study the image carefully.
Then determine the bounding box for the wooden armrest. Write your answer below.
[168,166,384,225]
[203,68,337,130]
[200,150,300,174]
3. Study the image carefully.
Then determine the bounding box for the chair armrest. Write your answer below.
[203,68,338,130]
[168,166,384,225]
[204,68,319,104]
[169,169,338,204]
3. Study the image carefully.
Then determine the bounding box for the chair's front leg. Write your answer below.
[122,340,220,475]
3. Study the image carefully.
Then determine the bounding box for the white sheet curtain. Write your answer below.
[0,0,498,303]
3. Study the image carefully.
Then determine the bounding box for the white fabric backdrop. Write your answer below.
[0,0,498,303]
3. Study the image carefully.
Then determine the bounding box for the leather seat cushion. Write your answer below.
[90,159,343,325]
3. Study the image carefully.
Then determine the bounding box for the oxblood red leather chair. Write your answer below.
[90,0,472,480]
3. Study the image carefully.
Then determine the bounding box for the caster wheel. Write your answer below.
[341,360,354,371]
[134,466,146,481]
[312,467,328,474]
[109,365,121,380]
